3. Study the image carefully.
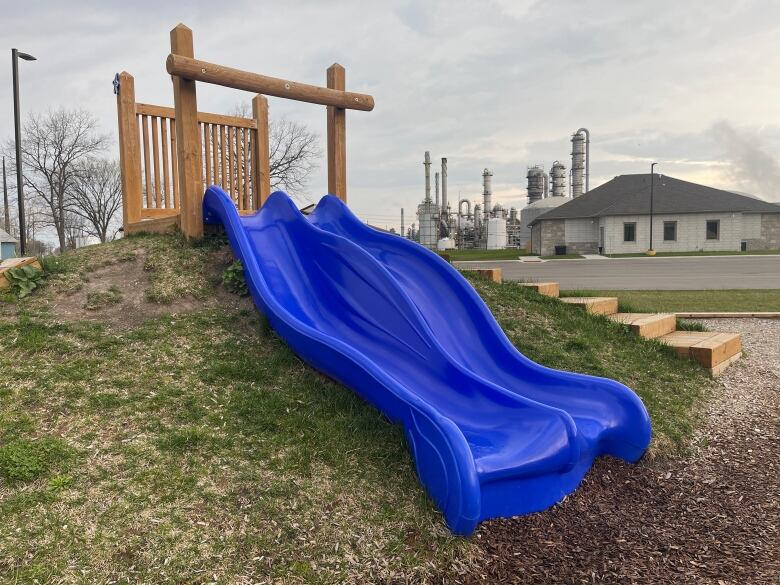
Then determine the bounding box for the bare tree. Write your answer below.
[230,103,320,196]
[68,159,122,243]
[16,109,108,252]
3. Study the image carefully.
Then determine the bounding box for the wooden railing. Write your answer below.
[116,72,271,233]
[118,23,373,238]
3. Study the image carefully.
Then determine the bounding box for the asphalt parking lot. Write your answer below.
[455,255,780,290]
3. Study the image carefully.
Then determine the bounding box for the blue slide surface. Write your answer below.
[204,186,651,536]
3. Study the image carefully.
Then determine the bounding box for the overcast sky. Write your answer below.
[3,0,780,234]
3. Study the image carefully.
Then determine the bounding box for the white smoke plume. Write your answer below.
[710,120,780,202]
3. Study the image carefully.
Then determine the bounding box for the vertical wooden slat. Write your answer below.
[141,114,152,207]
[161,117,170,208]
[228,126,236,207]
[151,116,161,208]
[327,63,347,202]
[211,123,219,186]
[236,128,244,208]
[242,127,250,209]
[204,123,212,186]
[116,71,143,228]
[171,23,203,238]
[220,125,227,192]
[170,118,180,209]
[252,94,271,208]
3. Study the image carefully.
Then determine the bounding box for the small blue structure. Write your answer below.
[0,228,18,260]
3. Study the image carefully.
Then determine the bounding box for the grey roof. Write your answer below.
[530,174,780,225]
[0,227,18,243]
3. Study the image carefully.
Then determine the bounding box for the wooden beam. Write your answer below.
[170,24,203,238]
[327,63,347,202]
[251,94,271,207]
[166,54,374,112]
[136,103,257,129]
[116,72,143,228]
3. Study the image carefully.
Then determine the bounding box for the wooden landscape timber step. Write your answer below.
[560,296,619,316]
[520,282,560,298]
[658,331,742,376]
[125,214,181,235]
[469,268,503,283]
[608,312,677,339]
[0,257,43,290]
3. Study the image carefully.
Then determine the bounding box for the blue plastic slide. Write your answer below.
[203,186,651,536]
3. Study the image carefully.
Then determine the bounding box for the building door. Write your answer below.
[599,226,605,255]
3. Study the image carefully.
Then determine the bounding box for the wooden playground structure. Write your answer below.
[117,23,375,239]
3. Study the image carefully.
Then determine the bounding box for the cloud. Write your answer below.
[708,121,780,202]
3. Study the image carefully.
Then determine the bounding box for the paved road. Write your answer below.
[455,255,780,290]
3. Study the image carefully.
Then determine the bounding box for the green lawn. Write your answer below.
[608,249,780,258]
[442,248,530,261]
[562,289,780,312]
[0,234,713,582]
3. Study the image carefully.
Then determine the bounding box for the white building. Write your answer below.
[529,174,780,255]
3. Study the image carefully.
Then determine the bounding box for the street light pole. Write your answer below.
[12,48,36,256]
[649,162,657,253]
[3,157,10,234]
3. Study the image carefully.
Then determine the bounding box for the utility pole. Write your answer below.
[12,48,37,255]
[2,157,9,234]
[649,162,657,254]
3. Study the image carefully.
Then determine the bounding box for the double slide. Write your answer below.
[204,186,651,536]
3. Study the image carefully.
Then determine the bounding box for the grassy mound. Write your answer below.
[0,234,712,582]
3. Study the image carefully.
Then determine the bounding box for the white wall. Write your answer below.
[742,213,762,239]
[600,212,743,254]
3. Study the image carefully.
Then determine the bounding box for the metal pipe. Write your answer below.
[459,198,471,217]
[435,171,439,207]
[441,157,448,221]
[3,157,9,234]
[423,151,431,202]
[401,208,404,239]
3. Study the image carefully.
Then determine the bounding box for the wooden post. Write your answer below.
[326,63,346,202]
[251,94,271,208]
[116,72,142,230]
[170,24,203,238]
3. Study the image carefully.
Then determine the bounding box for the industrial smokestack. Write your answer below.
[482,168,493,220]
[401,208,404,239]
[441,157,448,220]
[435,172,440,207]
[424,151,432,202]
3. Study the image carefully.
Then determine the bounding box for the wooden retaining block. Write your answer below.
[471,268,502,284]
[608,312,677,339]
[125,215,181,235]
[560,296,619,316]
[520,282,560,298]
[0,257,43,290]
[658,330,742,374]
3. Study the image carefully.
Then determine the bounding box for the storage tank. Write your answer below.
[437,237,455,250]
[486,218,507,249]
[417,200,439,249]
[518,196,569,248]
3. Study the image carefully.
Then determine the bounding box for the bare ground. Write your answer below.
[460,318,779,585]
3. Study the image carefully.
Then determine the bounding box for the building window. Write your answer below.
[663,221,677,241]
[706,220,720,240]
[623,222,636,242]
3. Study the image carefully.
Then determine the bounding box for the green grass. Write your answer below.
[441,248,531,261]
[0,234,715,581]
[607,249,780,257]
[562,289,780,312]
[84,285,122,310]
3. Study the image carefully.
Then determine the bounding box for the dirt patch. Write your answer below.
[462,319,779,585]
[40,248,252,329]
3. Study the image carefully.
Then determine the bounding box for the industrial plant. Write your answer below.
[405,128,591,250]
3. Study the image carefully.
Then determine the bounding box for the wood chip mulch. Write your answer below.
[456,318,779,585]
